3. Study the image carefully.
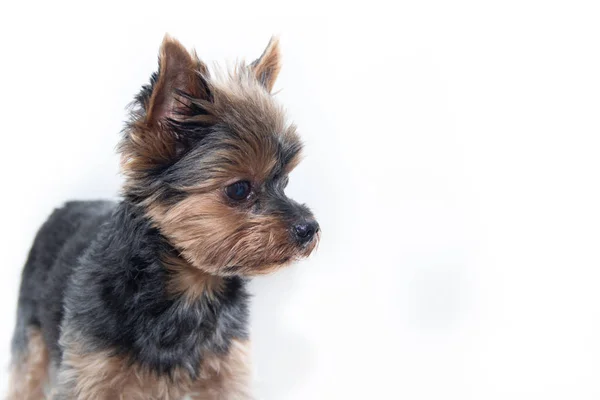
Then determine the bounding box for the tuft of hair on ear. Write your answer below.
[120,35,216,181]
[250,36,281,93]
[146,35,213,125]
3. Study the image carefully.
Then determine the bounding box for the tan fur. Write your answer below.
[54,338,251,400]
[250,37,282,93]
[6,328,49,400]
[189,340,253,400]
[148,189,317,277]
[163,254,225,302]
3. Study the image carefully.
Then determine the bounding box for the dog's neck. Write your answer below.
[126,199,233,301]
[161,253,226,303]
[65,200,250,377]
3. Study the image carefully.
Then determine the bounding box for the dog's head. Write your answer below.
[119,36,319,276]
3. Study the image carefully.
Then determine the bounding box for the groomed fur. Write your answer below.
[8,35,319,399]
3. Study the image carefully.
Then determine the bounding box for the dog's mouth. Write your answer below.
[220,231,319,276]
[299,230,320,257]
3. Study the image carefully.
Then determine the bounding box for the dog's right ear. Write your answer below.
[121,35,214,176]
[145,35,212,126]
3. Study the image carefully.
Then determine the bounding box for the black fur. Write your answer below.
[12,200,249,377]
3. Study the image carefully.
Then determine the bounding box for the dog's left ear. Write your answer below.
[250,37,281,93]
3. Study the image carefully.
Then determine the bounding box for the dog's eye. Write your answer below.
[226,180,252,201]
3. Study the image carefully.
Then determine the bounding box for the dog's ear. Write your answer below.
[121,36,214,176]
[250,37,281,93]
[145,35,212,125]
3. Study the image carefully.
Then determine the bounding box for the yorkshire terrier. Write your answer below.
[7,35,319,399]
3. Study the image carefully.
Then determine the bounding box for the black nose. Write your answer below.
[293,220,319,244]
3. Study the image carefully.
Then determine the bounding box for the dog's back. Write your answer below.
[10,200,115,390]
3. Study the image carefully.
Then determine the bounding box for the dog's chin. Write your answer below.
[215,234,320,277]
[220,252,311,276]
[220,257,292,277]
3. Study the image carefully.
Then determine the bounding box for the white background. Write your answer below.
[1,1,600,399]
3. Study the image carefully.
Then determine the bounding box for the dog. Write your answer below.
[7,35,319,399]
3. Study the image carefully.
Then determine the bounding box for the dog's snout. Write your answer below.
[293,220,319,244]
